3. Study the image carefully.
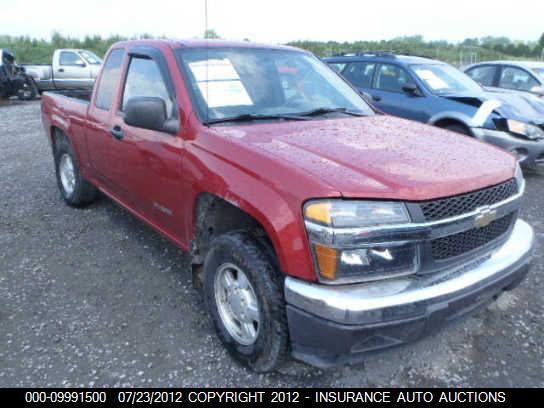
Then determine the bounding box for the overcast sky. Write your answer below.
[0,0,541,43]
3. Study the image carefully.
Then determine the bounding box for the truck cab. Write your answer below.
[24,49,102,91]
[52,49,102,88]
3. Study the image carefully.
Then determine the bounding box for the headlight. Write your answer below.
[304,200,410,228]
[304,200,419,283]
[507,119,544,140]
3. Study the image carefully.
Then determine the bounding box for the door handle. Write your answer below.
[372,95,382,102]
[110,126,124,140]
[58,68,64,73]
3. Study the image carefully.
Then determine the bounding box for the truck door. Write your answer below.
[86,48,128,195]
[54,50,94,89]
[105,48,184,238]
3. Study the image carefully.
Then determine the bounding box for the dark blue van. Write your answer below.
[324,52,544,169]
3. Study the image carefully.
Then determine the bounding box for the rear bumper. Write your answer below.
[284,219,534,368]
[472,128,544,169]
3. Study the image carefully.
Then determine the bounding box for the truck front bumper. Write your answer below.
[472,128,544,170]
[284,219,534,368]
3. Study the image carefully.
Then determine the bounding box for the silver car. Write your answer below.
[465,61,544,98]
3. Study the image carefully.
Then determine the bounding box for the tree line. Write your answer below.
[1,31,543,65]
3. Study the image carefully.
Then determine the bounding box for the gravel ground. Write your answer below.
[0,100,542,387]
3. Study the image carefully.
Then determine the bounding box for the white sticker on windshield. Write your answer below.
[189,58,240,82]
[188,58,253,107]
[197,81,253,108]
[415,69,449,90]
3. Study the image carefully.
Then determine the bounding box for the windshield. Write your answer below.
[176,48,373,123]
[80,50,102,65]
[533,67,544,80]
[411,63,483,95]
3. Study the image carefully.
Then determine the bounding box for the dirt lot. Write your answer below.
[0,100,542,387]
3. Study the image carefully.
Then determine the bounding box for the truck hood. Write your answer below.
[441,89,544,126]
[212,115,516,201]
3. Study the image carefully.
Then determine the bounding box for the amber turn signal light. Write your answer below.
[314,244,338,280]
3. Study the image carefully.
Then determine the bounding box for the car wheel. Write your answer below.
[54,135,98,207]
[203,232,288,372]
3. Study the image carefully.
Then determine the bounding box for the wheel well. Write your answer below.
[50,126,64,152]
[433,118,471,135]
[191,193,280,285]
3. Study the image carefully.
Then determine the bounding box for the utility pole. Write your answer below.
[204,0,208,36]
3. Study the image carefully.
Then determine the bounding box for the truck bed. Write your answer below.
[50,89,93,102]
[47,89,92,103]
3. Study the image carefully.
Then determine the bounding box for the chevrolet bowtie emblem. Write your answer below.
[474,207,497,228]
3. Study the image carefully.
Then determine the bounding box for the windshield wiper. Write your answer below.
[293,107,367,117]
[204,113,310,125]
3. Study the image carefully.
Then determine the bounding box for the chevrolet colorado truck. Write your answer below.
[41,40,534,372]
[24,49,102,92]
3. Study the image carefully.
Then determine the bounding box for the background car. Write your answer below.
[324,52,544,170]
[465,61,544,98]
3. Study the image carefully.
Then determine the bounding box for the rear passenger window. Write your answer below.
[466,65,496,86]
[122,57,173,117]
[95,49,125,110]
[59,51,85,66]
[342,62,376,88]
[375,64,415,93]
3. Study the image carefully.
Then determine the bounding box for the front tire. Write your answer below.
[203,232,288,372]
[54,135,98,207]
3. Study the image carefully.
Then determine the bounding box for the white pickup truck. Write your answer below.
[24,49,102,92]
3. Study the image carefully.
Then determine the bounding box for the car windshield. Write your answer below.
[176,47,373,124]
[411,63,483,95]
[80,50,102,65]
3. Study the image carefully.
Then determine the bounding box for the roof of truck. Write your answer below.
[113,38,305,53]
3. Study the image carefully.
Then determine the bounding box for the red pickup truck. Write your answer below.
[41,39,534,372]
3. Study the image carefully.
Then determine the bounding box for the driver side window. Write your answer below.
[375,64,415,93]
[122,56,173,117]
[499,67,538,92]
[59,51,85,66]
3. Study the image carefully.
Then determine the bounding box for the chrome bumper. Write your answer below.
[285,219,534,326]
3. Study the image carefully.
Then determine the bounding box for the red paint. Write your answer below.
[41,40,517,282]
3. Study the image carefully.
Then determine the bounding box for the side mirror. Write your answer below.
[124,97,178,134]
[530,86,544,97]
[75,60,86,67]
[402,84,423,96]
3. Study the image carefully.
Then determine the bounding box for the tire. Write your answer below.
[17,78,38,101]
[203,232,288,372]
[54,134,98,207]
[444,124,471,136]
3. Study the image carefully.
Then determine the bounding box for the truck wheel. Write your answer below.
[17,79,38,101]
[203,232,288,372]
[54,136,98,207]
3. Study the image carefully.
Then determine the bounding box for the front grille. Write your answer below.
[431,214,514,260]
[420,179,518,221]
